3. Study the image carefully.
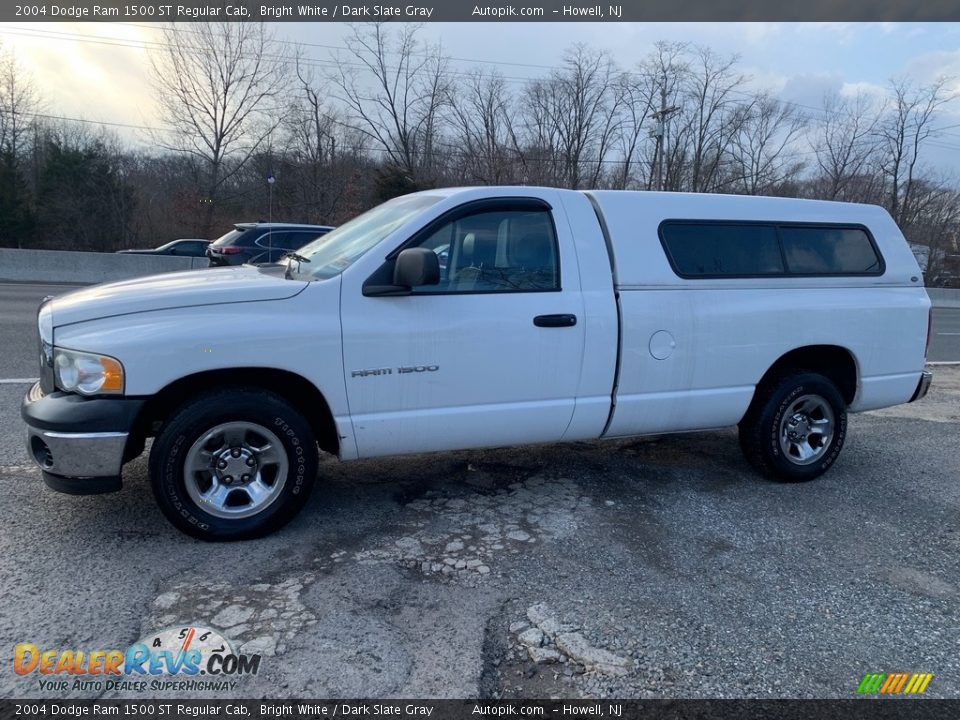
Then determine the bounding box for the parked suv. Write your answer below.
[207,223,334,266]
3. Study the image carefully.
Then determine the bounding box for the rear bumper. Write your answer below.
[909,370,933,403]
[22,383,145,494]
[207,253,244,266]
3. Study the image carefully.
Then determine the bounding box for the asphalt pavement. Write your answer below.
[0,281,957,701]
[0,282,82,379]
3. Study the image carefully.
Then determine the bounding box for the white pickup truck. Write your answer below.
[22,187,933,540]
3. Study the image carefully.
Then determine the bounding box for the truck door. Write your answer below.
[339,197,586,458]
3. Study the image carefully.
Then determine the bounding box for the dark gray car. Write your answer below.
[117,239,211,257]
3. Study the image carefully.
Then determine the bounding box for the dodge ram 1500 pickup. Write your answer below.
[22,187,933,539]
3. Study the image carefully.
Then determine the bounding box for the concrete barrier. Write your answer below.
[0,248,210,284]
[926,288,960,309]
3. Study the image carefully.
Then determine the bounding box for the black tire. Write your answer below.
[738,370,848,482]
[149,387,318,540]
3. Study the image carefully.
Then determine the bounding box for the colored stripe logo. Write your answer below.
[857,672,933,694]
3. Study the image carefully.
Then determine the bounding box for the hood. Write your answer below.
[50,266,308,328]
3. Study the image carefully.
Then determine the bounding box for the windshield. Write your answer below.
[289,194,442,280]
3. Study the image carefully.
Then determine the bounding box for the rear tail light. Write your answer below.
[220,247,243,255]
[925,307,933,357]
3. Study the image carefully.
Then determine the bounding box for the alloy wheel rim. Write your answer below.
[184,421,288,519]
[778,394,835,466]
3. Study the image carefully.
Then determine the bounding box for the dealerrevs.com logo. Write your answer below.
[14,625,261,693]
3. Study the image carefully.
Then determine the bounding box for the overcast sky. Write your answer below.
[4,21,960,166]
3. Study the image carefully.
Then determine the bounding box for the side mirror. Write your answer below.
[363,247,441,297]
[394,247,440,288]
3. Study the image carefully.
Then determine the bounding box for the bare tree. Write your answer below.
[280,53,366,221]
[3,27,952,282]
[521,45,624,189]
[669,47,748,192]
[610,72,657,190]
[448,70,519,184]
[518,80,562,186]
[149,22,290,237]
[0,43,40,160]
[877,77,955,227]
[812,91,882,201]
[729,93,806,195]
[332,23,450,193]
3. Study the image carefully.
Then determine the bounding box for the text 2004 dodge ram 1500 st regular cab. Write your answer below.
[22,188,933,540]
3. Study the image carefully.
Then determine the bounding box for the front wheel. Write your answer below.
[149,388,318,540]
[738,370,848,482]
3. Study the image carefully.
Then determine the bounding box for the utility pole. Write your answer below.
[650,75,680,192]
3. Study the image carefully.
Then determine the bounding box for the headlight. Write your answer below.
[53,349,125,395]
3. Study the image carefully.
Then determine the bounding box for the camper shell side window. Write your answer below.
[658,220,885,279]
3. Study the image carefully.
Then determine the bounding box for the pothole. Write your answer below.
[342,473,589,582]
[511,602,635,677]
[146,576,317,656]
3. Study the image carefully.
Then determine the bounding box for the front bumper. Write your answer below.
[909,370,933,403]
[22,383,145,494]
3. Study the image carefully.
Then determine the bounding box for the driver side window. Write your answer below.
[410,208,560,294]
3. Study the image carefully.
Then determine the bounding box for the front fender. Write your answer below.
[52,277,349,431]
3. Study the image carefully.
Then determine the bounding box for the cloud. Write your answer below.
[6,22,158,137]
[793,22,862,44]
[903,49,960,87]
[779,74,845,109]
[839,81,888,102]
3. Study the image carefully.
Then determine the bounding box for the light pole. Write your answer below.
[267,172,276,221]
[267,172,276,260]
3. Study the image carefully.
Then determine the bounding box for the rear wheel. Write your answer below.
[738,370,847,482]
[149,388,318,540]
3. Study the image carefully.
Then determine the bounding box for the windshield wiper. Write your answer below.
[283,252,312,279]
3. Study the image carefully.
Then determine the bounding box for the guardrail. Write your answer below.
[0,249,209,284]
